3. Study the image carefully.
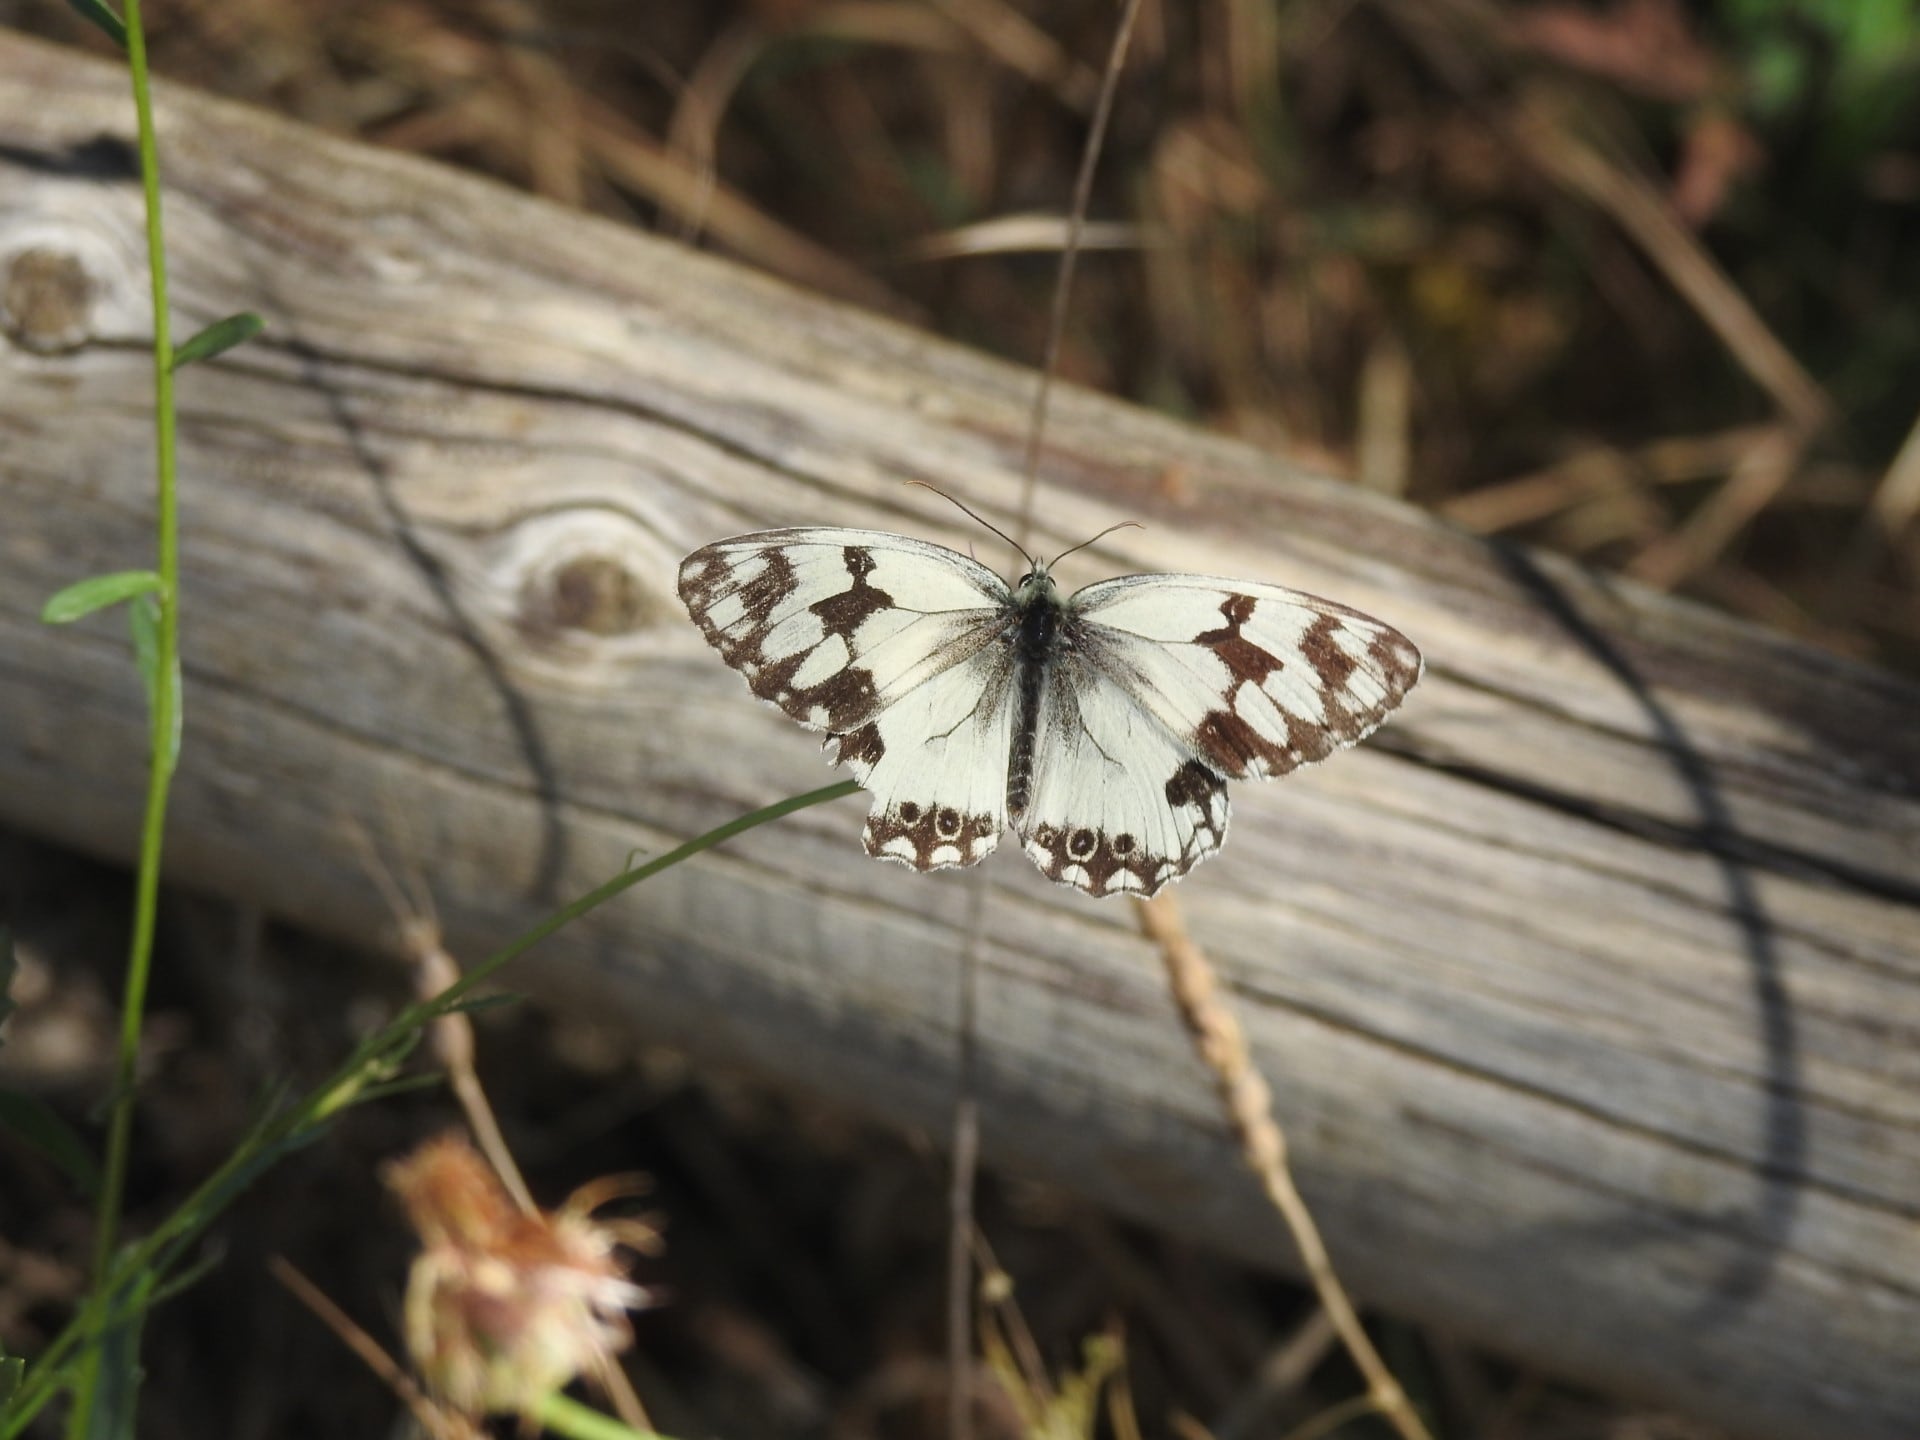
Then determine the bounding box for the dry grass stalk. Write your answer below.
[663,14,761,245]
[1439,424,1776,533]
[1629,424,1804,587]
[1212,1308,1340,1440]
[1134,891,1432,1440]
[930,0,1102,110]
[1356,330,1414,495]
[345,815,537,1213]
[1012,0,1148,553]
[905,215,1150,261]
[1869,407,1920,543]
[581,92,911,315]
[948,874,988,1440]
[1511,98,1832,437]
[270,1254,486,1440]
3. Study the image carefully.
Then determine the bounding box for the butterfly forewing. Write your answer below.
[1068,575,1423,782]
[678,528,1010,735]
[679,528,1018,875]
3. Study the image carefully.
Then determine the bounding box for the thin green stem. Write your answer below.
[537,1391,668,1440]
[304,777,863,1072]
[8,781,859,1437]
[67,1,178,1434]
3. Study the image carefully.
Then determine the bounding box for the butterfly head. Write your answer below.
[1010,563,1060,609]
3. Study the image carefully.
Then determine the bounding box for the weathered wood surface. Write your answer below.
[1,31,1916,1440]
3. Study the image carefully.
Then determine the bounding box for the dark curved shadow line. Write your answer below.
[0,135,139,180]
[12,129,568,893]
[1488,541,1802,1313]
[284,337,569,901]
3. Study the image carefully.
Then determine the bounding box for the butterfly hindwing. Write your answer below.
[1011,652,1229,899]
[830,640,1017,873]
[1068,574,1422,782]
[678,528,1010,736]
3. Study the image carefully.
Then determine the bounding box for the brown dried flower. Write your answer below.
[383,1132,659,1420]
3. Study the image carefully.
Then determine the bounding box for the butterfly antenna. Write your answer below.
[1047,519,1144,572]
[906,479,1036,570]
[1010,0,1148,569]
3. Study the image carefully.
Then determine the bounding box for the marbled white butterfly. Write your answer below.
[679,527,1420,898]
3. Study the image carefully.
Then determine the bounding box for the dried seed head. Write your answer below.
[384,1132,658,1419]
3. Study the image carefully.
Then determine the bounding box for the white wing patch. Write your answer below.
[1012,655,1227,898]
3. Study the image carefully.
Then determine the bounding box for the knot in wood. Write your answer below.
[2,246,94,354]
[538,553,649,636]
[500,511,671,648]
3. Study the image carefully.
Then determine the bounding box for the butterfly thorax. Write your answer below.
[1006,567,1068,820]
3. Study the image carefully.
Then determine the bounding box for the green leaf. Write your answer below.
[347,1072,446,1107]
[436,991,522,1020]
[0,1349,22,1409]
[150,1128,324,1279]
[0,1091,100,1197]
[127,595,182,777]
[65,0,127,49]
[142,1241,226,1311]
[170,313,264,370]
[85,1274,150,1440]
[40,571,162,625]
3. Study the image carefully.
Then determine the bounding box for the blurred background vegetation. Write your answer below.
[2,1,1915,1437]
[11,0,1916,663]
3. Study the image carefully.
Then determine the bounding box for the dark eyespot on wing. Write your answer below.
[865,801,999,872]
[1017,757,1228,900]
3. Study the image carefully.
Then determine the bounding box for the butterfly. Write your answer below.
[677,524,1421,899]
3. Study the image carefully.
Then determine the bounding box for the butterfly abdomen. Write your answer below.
[1005,581,1065,820]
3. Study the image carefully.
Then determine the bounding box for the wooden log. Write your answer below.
[2,32,1916,1439]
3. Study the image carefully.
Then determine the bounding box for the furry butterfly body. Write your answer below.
[678,528,1421,898]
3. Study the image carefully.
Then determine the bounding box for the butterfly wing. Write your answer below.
[828,638,1018,872]
[1012,574,1421,898]
[678,527,1018,872]
[1012,650,1230,898]
[1069,574,1423,779]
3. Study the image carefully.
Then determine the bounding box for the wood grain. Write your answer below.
[1,32,1916,1440]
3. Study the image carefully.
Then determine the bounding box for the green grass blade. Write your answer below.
[170,312,263,370]
[81,1275,150,1440]
[536,1391,670,1440]
[125,596,181,777]
[40,572,162,625]
[0,1092,101,1197]
[64,0,126,48]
